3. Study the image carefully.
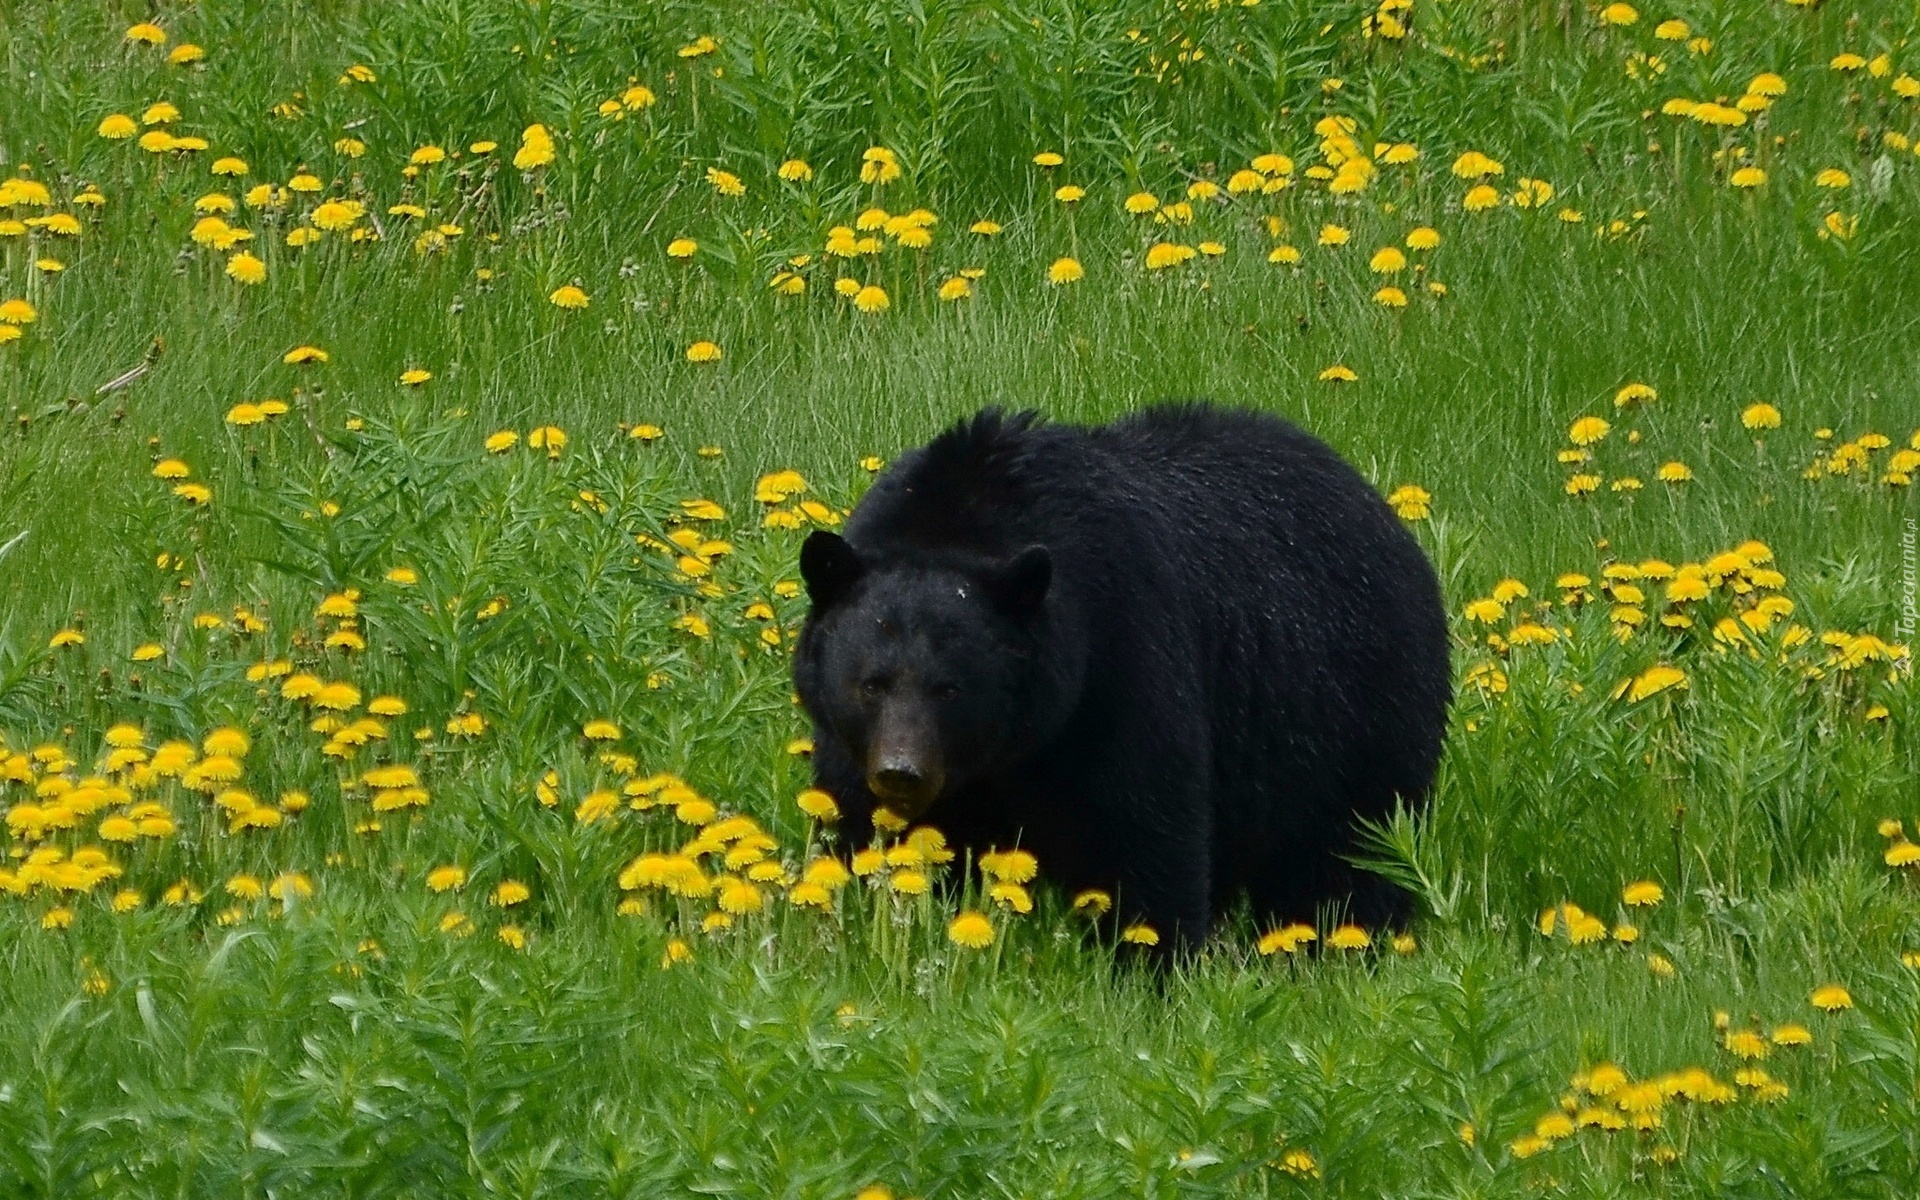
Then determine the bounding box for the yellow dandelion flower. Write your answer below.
[426,865,467,892]
[1071,889,1111,916]
[512,124,555,170]
[1327,924,1371,950]
[1810,984,1854,1011]
[948,910,994,948]
[1622,880,1664,906]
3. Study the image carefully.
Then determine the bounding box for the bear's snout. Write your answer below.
[866,712,944,816]
[868,761,938,809]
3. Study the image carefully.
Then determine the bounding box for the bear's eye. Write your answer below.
[858,676,887,698]
[930,682,961,700]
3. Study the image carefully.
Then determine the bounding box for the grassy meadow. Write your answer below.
[1,0,1918,1193]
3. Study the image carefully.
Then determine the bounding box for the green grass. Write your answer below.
[1,0,1919,1194]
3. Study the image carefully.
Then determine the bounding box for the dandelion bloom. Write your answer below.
[938,277,972,301]
[1569,416,1611,446]
[1318,364,1358,383]
[98,113,138,139]
[1120,923,1160,946]
[1317,223,1350,246]
[1047,257,1084,285]
[1032,151,1064,167]
[513,124,555,170]
[1614,382,1657,408]
[853,285,889,313]
[1810,985,1853,1012]
[549,285,589,309]
[666,237,697,258]
[283,345,328,365]
[1463,184,1500,212]
[1600,2,1638,25]
[1741,403,1781,430]
[979,848,1038,883]
[860,145,901,185]
[777,159,812,182]
[1622,880,1664,906]
[1071,889,1111,916]
[311,199,363,231]
[686,340,723,363]
[1327,924,1371,950]
[1257,923,1317,954]
[1730,167,1767,188]
[582,719,621,741]
[718,878,764,915]
[796,789,839,821]
[1124,191,1158,214]
[1373,286,1408,308]
[1770,1024,1812,1046]
[426,865,467,893]
[225,253,266,284]
[1387,484,1430,520]
[1369,246,1407,273]
[1143,242,1194,270]
[1622,664,1686,701]
[948,910,994,948]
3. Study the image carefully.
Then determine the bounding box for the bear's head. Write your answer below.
[793,530,1064,821]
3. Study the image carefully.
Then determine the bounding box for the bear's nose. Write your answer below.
[867,758,942,814]
[869,764,925,799]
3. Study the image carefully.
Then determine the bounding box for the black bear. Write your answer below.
[793,406,1451,948]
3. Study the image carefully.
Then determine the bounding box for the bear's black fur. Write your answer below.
[793,405,1451,947]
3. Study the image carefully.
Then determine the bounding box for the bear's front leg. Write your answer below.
[810,727,877,850]
[1069,729,1214,954]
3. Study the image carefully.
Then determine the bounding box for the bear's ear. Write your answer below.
[800,531,866,609]
[986,545,1051,620]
